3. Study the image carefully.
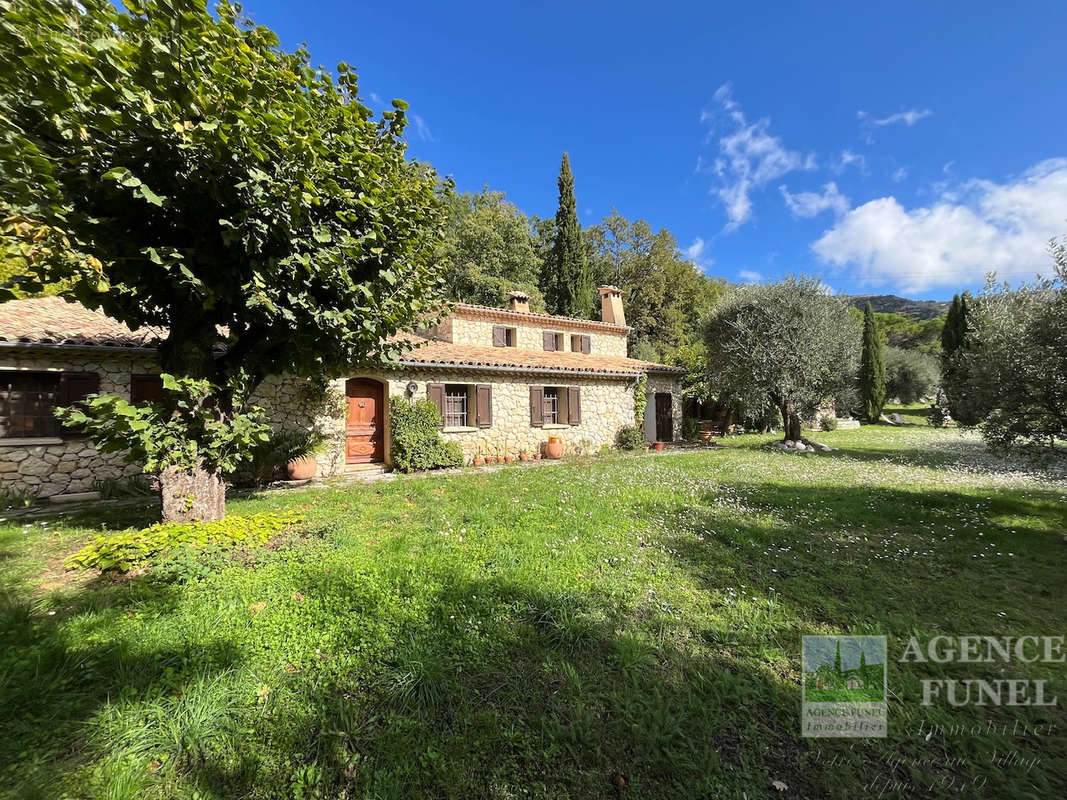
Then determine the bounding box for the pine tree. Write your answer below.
[941,292,979,424]
[543,153,593,317]
[860,302,887,421]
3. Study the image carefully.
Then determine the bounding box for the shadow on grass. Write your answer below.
[0,573,243,800]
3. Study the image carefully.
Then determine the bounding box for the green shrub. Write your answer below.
[390,396,465,473]
[615,424,646,450]
[66,511,304,572]
[819,415,838,432]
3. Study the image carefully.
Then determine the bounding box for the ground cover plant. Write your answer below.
[0,418,1064,798]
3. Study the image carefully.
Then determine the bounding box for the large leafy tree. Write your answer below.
[439,189,545,311]
[586,209,725,359]
[859,302,887,421]
[0,0,448,520]
[703,277,860,442]
[542,153,592,317]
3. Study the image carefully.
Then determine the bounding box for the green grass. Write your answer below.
[1,419,1065,799]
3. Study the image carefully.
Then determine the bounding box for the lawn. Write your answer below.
[2,416,1065,799]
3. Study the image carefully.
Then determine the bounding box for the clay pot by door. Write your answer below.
[545,436,564,460]
[286,456,317,480]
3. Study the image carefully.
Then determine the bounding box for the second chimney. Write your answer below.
[508,290,530,314]
[598,285,625,326]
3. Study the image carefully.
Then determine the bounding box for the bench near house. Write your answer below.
[0,286,683,499]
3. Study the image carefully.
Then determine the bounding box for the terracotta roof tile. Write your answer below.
[393,335,682,377]
[0,297,163,349]
[449,302,629,333]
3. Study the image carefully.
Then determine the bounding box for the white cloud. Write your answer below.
[700,84,816,232]
[812,158,1067,293]
[779,182,850,219]
[738,269,763,283]
[685,236,715,270]
[858,108,933,127]
[370,92,383,105]
[891,167,908,183]
[833,149,867,174]
[412,114,434,142]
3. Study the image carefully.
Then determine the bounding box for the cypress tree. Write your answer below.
[860,302,887,421]
[941,294,963,356]
[544,153,593,317]
[834,641,842,676]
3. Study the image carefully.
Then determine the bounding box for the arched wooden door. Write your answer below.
[345,378,385,464]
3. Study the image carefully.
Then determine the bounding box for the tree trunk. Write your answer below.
[158,464,226,523]
[780,399,803,442]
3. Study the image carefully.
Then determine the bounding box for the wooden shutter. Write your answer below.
[130,374,166,403]
[543,331,556,351]
[492,326,506,347]
[568,387,581,425]
[529,385,544,426]
[58,372,99,437]
[59,372,99,405]
[476,384,492,428]
[581,335,591,354]
[427,383,445,427]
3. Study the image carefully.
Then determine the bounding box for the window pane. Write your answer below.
[542,387,559,425]
[444,384,468,427]
[0,372,61,438]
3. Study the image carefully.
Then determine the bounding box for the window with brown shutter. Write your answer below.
[542,331,556,351]
[130,374,166,404]
[0,371,98,439]
[492,326,506,347]
[581,335,591,354]
[568,387,581,425]
[529,385,544,426]
[427,383,445,427]
[476,384,492,428]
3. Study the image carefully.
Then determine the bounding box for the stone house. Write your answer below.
[0,286,683,500]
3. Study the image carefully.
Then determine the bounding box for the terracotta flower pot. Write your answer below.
[545,437,564,460]
[286,456,317,481]
[518,453,529,462]
[504,455,515,463]
[653,441,665,451]
[533,453,542,460]
[472,457,485,466]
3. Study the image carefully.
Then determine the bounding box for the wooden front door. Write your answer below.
[345,378,384,464]
[655,392,673,442]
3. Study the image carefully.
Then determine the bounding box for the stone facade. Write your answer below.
[442,313,629,358]
[364,368,643,462]
[0,350,156,499]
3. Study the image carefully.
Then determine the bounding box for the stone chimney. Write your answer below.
[598,285,625,326]
[508,290,530,313]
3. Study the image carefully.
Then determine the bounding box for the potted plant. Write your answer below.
[545,435,564,460]
[653,441,665,451]
[473,440,486,466]
[532,450,542,460]
[518,449,530,463]
[281,429,326,481]
[503,441,515,463]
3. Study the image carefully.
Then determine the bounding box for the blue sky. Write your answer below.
[242,0,1066,299]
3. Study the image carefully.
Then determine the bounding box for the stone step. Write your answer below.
[344,463,386,475]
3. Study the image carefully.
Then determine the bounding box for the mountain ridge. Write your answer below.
[845,294,951,320]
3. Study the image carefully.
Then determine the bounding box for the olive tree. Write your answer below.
[948,241,1067,450]
[703,277,860,441]
[0,0,448,520]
